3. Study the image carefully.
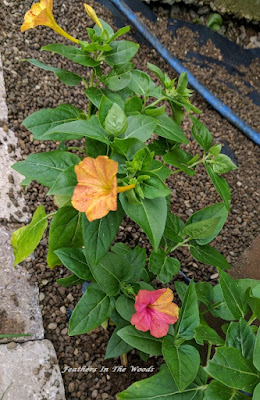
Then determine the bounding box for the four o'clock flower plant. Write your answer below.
[11,1,260,398]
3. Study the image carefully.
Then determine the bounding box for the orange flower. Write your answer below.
[84,4,102,29]
[71,156,135,222]
[21,0,78,44]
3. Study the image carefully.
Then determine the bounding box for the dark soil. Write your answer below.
[0,0,260,399]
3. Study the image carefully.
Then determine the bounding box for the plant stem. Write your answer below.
[143,96,167,110]
[206,343,212,366]
[87,69,96,120]
[248,314,256,325]
[167,237,190,255]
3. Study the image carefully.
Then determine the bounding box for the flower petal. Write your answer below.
[131,310,151,332]
[134,289,166,312]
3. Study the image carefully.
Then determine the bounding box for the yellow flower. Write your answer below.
[84,4,102,29]
[71,156,135,222]
[21,0,78,44]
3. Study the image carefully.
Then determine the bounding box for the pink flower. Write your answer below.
[131,288,179,338]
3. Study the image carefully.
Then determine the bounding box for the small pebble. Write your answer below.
[39,292,45,301]
[7,341,17,350]
[48,323,57,330]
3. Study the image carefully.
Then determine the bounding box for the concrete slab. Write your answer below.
[0,52,8,123]
[0,339,66,400]
[0,226,44,343]
[230,235,260,280]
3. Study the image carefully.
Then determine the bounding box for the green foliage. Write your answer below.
[207,13,223,32]
[11,206,48,265]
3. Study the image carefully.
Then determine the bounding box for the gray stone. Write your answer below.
[0,226,44,343]
[0,52,8,122]
[0,340,66,400]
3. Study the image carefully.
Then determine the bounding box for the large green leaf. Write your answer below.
[117,366,205,400]
[47,207,82,268]
[42,43,100,67]
[68,285,115,336]
[154,114,188,144]
[212,154,237,175]
[48,165,77,196]
[128,70,152,95]
[182,218,220,240]
[120,194,167,251]
[12,151,80,188]
[176,281,200,340]
[25,58,82,86]
[105,324,133,359]
[253,383,260,400]
[56,273,84,287]
[85,87,125,109]
[204,380,249,400]
[40,116,110,143]
[149,249,180,283]
[82,207,124,265]
[54,248,92,281]
[104,103,128,136]
[186,203,228,245]
[88,252,132,296]
[205,164,230,210]
[117,326,162,356]
[226,319,255,361]
[205,347,259,393]
[120,114,157,141]
[163,338,200,392]
[163,147,196,176]
[141,173,171,199]
[190,117,213,151]
[22,104,86,139]
[11,206,48,265]
[218,269,245,319]
[104,40,139,66]
[164,212,185,243]
[190,244,230,269]
[195,324,224,346]
[112,245,146,283]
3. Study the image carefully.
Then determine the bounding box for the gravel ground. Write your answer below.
[0,0,260,399]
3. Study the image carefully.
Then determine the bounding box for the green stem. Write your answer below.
[87,69,96,120]
[167,237,190,255]
[206,343,212,366]
[248,314,256,325]
[143,96,167,110]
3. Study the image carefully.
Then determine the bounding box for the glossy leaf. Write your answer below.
[212,154,237,175]
[176,281,200,340]
[57,273,84,287]
[105,324,133,359]
[155,114,188,144]
[190,117,213,151]
[42,43,100,66]
[149,249,180,283]
[226,319,255,361]
[204,380,248,400]
[54,248,92,281]
[120,114,157,141]
[205,164,230,210]
[47,207,82,268]
[120,194,167,251]
[218,269,245,319]
[12,151,80,188]
[116,295,136,322]
[68,285,115,335]
[163,337,200,392]
[117,326,162,356]
[104,41,139,66]
[182,218,220,240]
[190,244,230,269]
[195,324,224,346]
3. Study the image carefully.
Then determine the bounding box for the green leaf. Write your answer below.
[105,68,132,91]
[104,103,128,136]
[114,246,146,283]
[190,117,213,151]
[149,160,171,181]
[12,151,80,188]
[11,206,48,265]
[195,324,224,345]
[144,105,166,117]
[155,114,188,144]
[176,281,200,340]
[218,269,245,319]
[177,72,188,94]
[149,249,180,283]
[25,58,81,86]
[204,380,248,400]
[163,337,200,392]
[112,138,145,160]
[56,273,84,287]
[117,366,206,400]
[205,347,259,392]
[22,104,86,139]
[85,87,125,109]
[42,43,100,67]
[164,212,185,243]
[109,25,130,42]
[68,285,115,335]
[253,383,260,400]
[187,203,228,245]
[88,252,132,296]
[141,173,171,199]
[195,281,213,308]
[41,116,110,143]
[182,218,220,240]
[212,154,237,175]
[48,165,77,196]
[207,13,223,31]
[226,319,255,361]
[120,194,167,251]
[120,114,157,141]
[104,41,139,66]
[54,248,92,281]
[147,62,165,84]
[211,284,235,321]
[190,244,230,269]
[105,324,133,359]
[175,281,188,303]
[163,147,196,176]
[116,295,136,322]
[209,144,222,156]
[205,164,230,210]
[82,208,124,265]
[253,329,260,371]
[47,207,82,268]
[128,70,152,95]
[117,326,162,356]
